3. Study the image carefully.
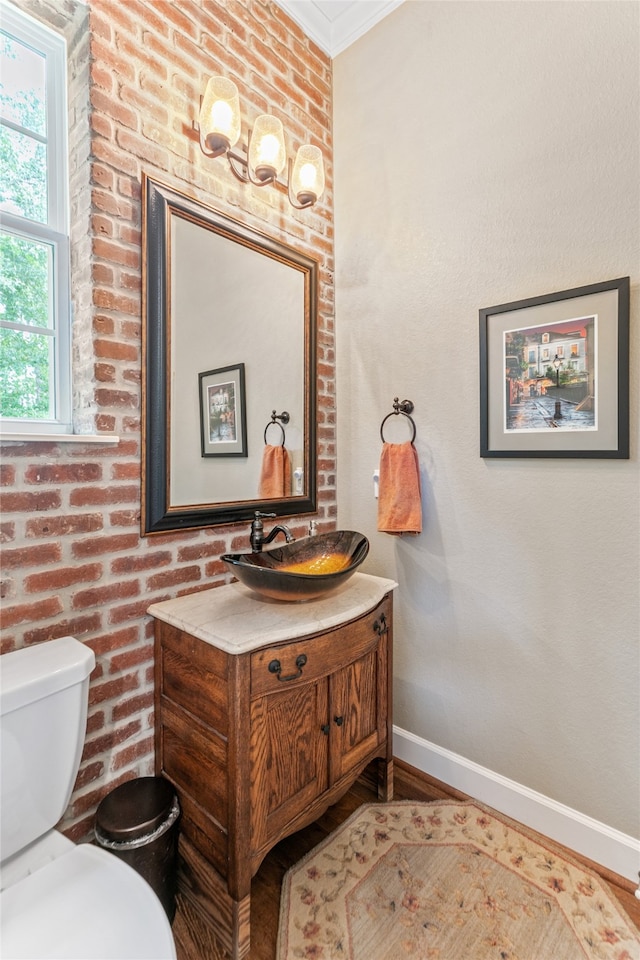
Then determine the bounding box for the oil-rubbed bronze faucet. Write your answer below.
[250,511,294,552]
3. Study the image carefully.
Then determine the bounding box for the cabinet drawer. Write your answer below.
[251,598,389,698]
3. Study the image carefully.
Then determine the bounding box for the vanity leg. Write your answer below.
[178,836,251,959]
[377,756,394,802]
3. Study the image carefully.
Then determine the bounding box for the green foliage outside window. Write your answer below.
[1,33,53,420]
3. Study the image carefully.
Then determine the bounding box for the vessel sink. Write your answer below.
[221,531,369,602]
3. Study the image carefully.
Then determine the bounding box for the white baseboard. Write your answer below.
[393,725,640,886]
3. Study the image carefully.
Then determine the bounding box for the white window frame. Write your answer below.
[0,2,72,435]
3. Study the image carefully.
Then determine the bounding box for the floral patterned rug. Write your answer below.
[277,800,639,960]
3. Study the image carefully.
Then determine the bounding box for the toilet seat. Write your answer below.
[0,843,177,959]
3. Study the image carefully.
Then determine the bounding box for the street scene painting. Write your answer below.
[479,277,629,458]
[198,363,247,457]
[504,315,597,433]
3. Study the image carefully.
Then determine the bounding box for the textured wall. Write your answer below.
[334,1,639,837]
[0,0,334,840]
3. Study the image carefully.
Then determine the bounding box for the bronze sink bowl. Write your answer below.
[221,531,369,602]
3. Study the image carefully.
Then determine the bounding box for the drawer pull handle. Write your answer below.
[334,715,344,726]
[373,612,387,636]
[268,653,307,682]
[320,723,330,735]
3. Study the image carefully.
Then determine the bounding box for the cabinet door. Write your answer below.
[329,636,387,785]
[250,677,329,856]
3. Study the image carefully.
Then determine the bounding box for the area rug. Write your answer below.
[277,801,639,960]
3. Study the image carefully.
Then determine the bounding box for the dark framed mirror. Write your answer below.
[142,175,318,535]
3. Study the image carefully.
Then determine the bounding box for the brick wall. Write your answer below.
[0,0,334,841]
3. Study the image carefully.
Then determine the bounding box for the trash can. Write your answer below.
[95,776,180,923]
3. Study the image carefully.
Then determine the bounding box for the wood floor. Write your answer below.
[172,759,640,959]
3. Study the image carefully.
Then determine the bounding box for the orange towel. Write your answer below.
[377,441,422,535]
[259,445,291,499]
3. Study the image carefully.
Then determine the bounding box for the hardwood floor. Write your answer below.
[172,760,640,959]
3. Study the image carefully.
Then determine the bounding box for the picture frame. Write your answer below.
[479,277,629,458]
[198,363,247,457]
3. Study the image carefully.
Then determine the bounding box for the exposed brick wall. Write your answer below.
[0,0,334,842]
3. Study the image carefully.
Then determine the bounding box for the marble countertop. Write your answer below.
[147,572,397,654]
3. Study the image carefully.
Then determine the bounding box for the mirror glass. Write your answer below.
[142,176,317,534]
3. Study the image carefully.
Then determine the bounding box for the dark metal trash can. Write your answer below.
[95,776,180,923]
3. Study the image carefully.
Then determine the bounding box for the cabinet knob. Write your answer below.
[334,715,344,726]
[320,724,330,735]
[268,653,307,682]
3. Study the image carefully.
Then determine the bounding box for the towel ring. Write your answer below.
[264,410,290,446]
[380,398,416,443]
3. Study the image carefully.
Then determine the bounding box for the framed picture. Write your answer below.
[198,363,247,457]
[479,277,629,458]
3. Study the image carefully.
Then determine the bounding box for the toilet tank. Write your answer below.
[0,637,96,863]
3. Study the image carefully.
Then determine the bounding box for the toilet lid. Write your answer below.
[1,843,177,959]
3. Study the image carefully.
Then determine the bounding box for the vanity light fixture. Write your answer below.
[197,76,325,209]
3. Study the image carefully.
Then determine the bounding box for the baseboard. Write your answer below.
[393,725,640,884]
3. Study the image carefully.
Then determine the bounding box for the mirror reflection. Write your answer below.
[142,176,318,534]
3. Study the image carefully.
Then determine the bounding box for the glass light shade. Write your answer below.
[249,115,286,181]
[291,145,325,206]
[199,76,241,155]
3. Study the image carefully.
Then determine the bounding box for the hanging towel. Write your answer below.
[377,441,422,535]
[259,444,291,499]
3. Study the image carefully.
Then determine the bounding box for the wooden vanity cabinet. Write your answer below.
[153,592,393,960]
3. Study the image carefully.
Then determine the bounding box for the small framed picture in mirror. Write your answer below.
[199,363,247,457]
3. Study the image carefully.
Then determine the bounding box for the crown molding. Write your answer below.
[275,0,403,57]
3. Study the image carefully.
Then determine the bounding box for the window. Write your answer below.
[0,3,71,434]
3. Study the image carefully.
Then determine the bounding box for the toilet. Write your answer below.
[0,636,177,960]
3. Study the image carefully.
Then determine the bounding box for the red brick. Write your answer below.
[177,541,226,562]
[111,551,171,574]
[0,596,63,629]
[89,36,135,84]
[95,414,116,432]
[110,643,153,674]
[86,625,139,658]
[92,262,114,284]
[112,734,154,770]
[92,288,138,316]
[111,462,139,481]
[204,559,227,577]
[95,361,116,382]
[72,579,139,610]
[93,237,140,269]
[74,760,104,790]
[63,814,97,844]
[0,522,15,542]
[108,597,161,625]
[126,0,170,38]
[83,721,141,761]
[0,491,62,513]
[71,533,139,558]
[146,565,201,591]
[0,635,17,655]
[24,563,102,593]
[24,463,102,484]
[90,673,140,707]
[24,614,102,646]
[112,690,154,722]
[69,485,139,507]
[109,509,140,527]
[0,464,15,485]
[86,710,105,735]
[91,187,134,221]
[1,543,62,569]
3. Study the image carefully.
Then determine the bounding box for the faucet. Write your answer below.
[250,511,295,552]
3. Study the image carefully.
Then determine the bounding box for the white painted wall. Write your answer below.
[334,0,639,842]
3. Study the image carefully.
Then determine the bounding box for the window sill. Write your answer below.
[0,432,120,444]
